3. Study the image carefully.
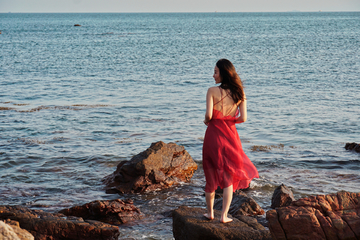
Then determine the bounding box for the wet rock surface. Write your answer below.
[173,206,271,240]
[104,141,198,193]
[214,191,265,217]
[0,205,119,240]
[266,191,360,240]
[59,199,144,225]
[271,184,295,208]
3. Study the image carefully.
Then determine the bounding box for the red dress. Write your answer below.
[203,89,259,193]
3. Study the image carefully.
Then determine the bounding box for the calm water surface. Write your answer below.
[1,12,360,239]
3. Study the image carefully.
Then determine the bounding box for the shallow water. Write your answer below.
[1,12,360,239]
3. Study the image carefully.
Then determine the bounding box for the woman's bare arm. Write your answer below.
[235,98,247,123]
[204,88,214,125]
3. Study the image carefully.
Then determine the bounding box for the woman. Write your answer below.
[203,59,259,223]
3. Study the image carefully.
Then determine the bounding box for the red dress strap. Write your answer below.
[213,87,229,114]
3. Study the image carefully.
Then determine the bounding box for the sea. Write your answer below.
[1,12,360,239]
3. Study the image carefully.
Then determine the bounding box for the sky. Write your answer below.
[1,0,360,13]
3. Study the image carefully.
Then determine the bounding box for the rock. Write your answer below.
[172,206,271,240]
[266,191,360,240]
[1,220,21,240]
[1,220,34,240]
[104,141,198,193]
[345,142,360,153]
[59,199,144,225]
[271,184,295,208]
[3,219,35,240]
[214,191,265,217]
[0,205,119,240]
[74,24,81,26]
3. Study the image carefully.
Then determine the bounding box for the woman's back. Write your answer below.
[213,87,239,117]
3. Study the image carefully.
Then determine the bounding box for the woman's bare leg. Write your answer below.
[220,185,233,223]
[204,191,215,220]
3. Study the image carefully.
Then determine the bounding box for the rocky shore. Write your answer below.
[267,190,360,240]
[1,142,359,240]
[172,187,360,240]
[0,205,120,240]
[0,141,197,240]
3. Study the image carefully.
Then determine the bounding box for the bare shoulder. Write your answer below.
[207,86,220,95]
[207,87,221,100]
[208,86,219,92]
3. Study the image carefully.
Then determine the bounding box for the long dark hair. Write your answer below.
[216,59,245,104]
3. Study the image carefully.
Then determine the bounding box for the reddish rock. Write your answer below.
[266,191,360,240]
[0,205,119,240]
[173,206,271,240]
[271,184,295,208]
[59,199,144,225]
[214,191,265,217]
[104,141,198,193]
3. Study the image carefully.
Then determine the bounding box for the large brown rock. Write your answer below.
[0,205,119,240]
[266,191,360,240]
[214,191,265,217]
[173,206,271,240]
[271,184,295,209]
[59,199,144,225]
[104,141,198,193]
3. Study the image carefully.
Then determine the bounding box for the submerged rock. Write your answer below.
[104,141,198,193]
[266,191,360,240]
[271,184,295,208]
[0,205,119,240]
[214,191,265,217]
[345,142,360,153]
[172,206,271,240]
[0,220,34,240]
[59,199,144,225]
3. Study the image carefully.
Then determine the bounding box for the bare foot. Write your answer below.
[220,217,233,223]
[203,213,214,220]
